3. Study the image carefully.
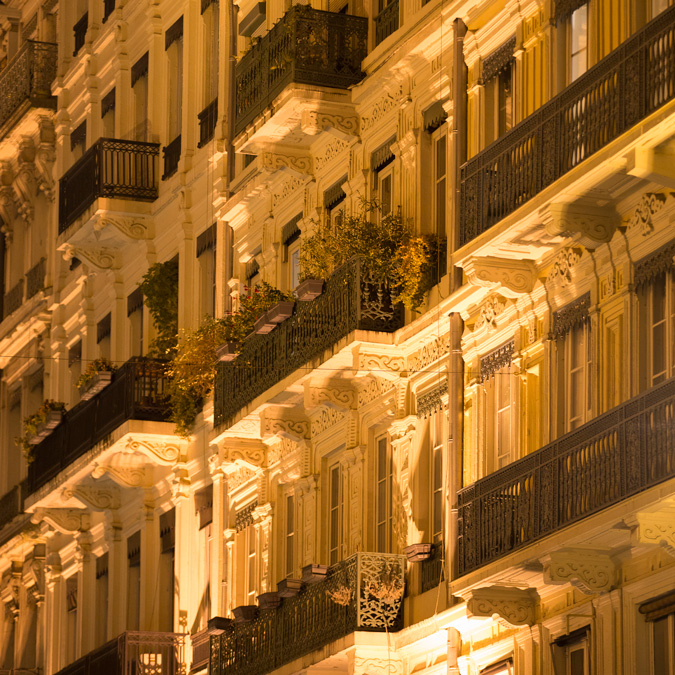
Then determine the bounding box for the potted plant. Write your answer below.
[77,357,117,400]
[16,399,66,461]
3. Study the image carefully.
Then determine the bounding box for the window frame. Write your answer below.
[431,125,448,242]
[568,3,589,83]
[328,462,343,565]
[375,434,393,553]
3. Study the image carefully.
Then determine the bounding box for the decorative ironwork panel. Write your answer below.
[551,292,590,339]
[0,40,57,138]
[210,553,404,675]
[26,257,46,299]
[480,339,515,382]
[2,280,24,319]
[634,237,675,287]
[457,375,675,576]
[420,542,444,593]
[459,4,675,247]
[234,5,367,135]
[374,0,399,46]
[214,257,403,426]
[59,138,160,232]
[198,98,218,147]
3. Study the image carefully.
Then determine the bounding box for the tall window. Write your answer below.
[485,364,514,472]
[159,509,176,632]
[378,165,393,217]
[281,215,302,292]
[569,4,588,82]
[235,502,258,605]
[127,289,144,356]
[328,464,342,565]
[551,628,590,675]
[432,129,447,242]
[95,553,109,646]
[131,53,149,141]
[640,591,675,674]
[101,87,115,138]
[483,42,515,146]
[97,313,112,360]
[66,576,78,662]
[203,0,219,107]
[430,413,444,544]
[285,494,295,578]
[127,531,141,630]
[376,436,393,553]
[166,18,184,143]
[197,224,217,317]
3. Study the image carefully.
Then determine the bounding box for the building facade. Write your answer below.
[1,0,674,675]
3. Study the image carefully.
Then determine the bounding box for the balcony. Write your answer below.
[0,481,25,531]
[457,376,675,576]
[210,553,405,675]
[162,135,181,180]
[374,0,399,46]
[27,358,170,495]
[214,257,404,427]
[2,279,23,320]
[459,4,675,248]
[54,631,186,675]
[0,40,57,139]
[420,542,443,594]
[59,138,160,234]
[198,98,218,148]
[234,5,368,136]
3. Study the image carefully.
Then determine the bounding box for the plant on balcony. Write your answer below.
[167,282,293,437]
[76,357,117,400]
[138,259,179,358]
[299,200,436,310]
[326,584,353,606]
[16,400,66,461]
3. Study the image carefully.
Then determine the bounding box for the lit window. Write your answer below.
[652,0,670,18]
[166,18,184,142]
[569,4,588,82]
[552,627,590,675]
[430,411,444,543]
[485,364,514,471]
[202,0,219,107]
[285,494,295,578]
[640,591,675,674]
[197,225,217,318]
[432,130,447,240]
[376,436,393,552]
[378,165,393,217]
[328,464,342,565]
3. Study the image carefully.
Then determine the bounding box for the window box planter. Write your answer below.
[295,278,324,301]
[216,342,241,362]
[403,542,434,563]
[78,370,113,401]
[276,578,304,597]
[301,563,329,586]
[29,410,63,444]
[257,592,281,610]
[232,605,258,623]
[207,616,233,635]
[253,301,295,334]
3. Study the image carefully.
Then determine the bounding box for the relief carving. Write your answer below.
[311,404,347,437]
[543,549,617,594]
[547,247,582,288]
[361,91,400,132]
[466,586,539,626]
[61,244,117,271]
[260,150,312,176]
[61,483,121,510]
[464,256,537,298]
[545,202,619,250]
[474,295,507,331]
[124,437,184,465]
[300,109,359,138]
[629,192,669,236]
[31,508,91,534]
[313,137,350,172]
[407,334,450,372]
[632,511,675,557]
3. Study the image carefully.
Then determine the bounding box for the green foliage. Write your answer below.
[138,260,179,357]
[299,200,434,310]
[168,282,294,437]
[16,399,66,461]
[76,357,117,390]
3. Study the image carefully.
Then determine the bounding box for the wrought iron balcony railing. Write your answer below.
[2,280,23,320]
[420,541,444,594]
[210,553,405,675]
[53,631,186,675]
[234,5,368,135]
[28,358,170,495]
[198,98,218,147]
[214,257,404,426]
[457,376,675,576]
[59,138,160,233]
[0,482,23,532]
[375,0,399,46]
[459,4,675,248]
[26,257,45,300]
[0,40,57,138]
[162,135,181,179]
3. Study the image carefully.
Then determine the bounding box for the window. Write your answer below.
[95,554,109,646]
[4,388,22,491]
[71,121,86,160]
[281,214,302,291]
[166,18,184,143]
[639,573,675,673]
[328,464,342,565]
[68,341,82,402]
[430,412,443,544]
[197,224,217,317]
[285,494,295,578]
[127,531,141,630]
[485,364,514,471]
[482,38,515,145]
[202,0,219,107]
[127,289,144,356]
[66,576,78,662]
[132,53,149,141]
[235,502,258,605]
[376,436,393,553]
[552,627,590,675]
[652,0,670,18]
[103,0,116,23]
[97,313,112,360]
[101,87,115,138]
[159,509,175,633]
[432,129,447,241]
[378,165,393,217]
[569,4,588,82]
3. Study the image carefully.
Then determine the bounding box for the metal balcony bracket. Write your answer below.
[630,510,675,557]
[627,145,675,191]
[466,586,539,627]
[543,548,617,595]
[463,256,538,299]
[543,201,619,251]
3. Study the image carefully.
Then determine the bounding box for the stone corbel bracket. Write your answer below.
[61,483,122,511]
[221,440,267,472]
[93,213,153,241]
[463,256,538,299]
[91,462,152,489]
[260,149,313,178]
[544,202,619,250]
[543,548,617,594]
[123,436,187,466]
[31,508,91,534]
[466,586,539,627]
[60,243,118,271]
[300,108,359,141]
[630,510,675,557]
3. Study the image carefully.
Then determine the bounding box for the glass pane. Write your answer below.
[380,174,392,215]
[569,645,586,675]
[652,0,670,17]
[652,616,670,675]
[435,136,446,178]
[436,177,446,236]
[291,249,300,289]
[570,5,588,81]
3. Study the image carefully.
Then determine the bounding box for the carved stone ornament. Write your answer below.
[271,175,306,209]
[222,442,267,470]
[543,549,617,594]
[482,36,517,82]
[480,339,515,382]
[464,256,538,298]
[60,243,117,271]
[360,90,400,132]
[358,351,406,375]
[416,379,448,418]
[226,467,257,491]
[407,333,450,373]
[547,247,582,288]
[311,404,347,437]
[629,192,669,236]
[352,655,403,675]
[260,150,312,176]
[392,128,419,171]
[474,296,507,331]
[307,383,357,410]
[355,376,396,408]
[300,109,359,138]
[261,416,311,439]
[551,292,590,339]
[31,508,91,534]
[313,137,350,173]
[466,586,539,626]
[93,214,151,240]
[61,483,121,510]
[634,238,675,288]
[91,462,150,488]
[632,511,675,557]
[545,202,619,250]
[123,437,184,466]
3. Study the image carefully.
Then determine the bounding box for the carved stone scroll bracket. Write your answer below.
[543,549,617,594]
[300,108,359,140]
[60,243,118,271]
[61,482,122,510]
[123,436,186,466]
[31,508,91,535]
[546,247,583,288]
[630,510,675,557]
[466,586,539,627]
[93,214,153,241]
[544,202,619,250]
[261,411,312,439]
[356,348,407,380]
[463,256,538,298]
[92,461,152,489]
[260,149,313,178]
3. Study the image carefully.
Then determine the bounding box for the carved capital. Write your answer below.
[171,464,191,502]
[466,586,539,626]
[632,511,675,556]
[32,508,91,534]
[544,202,619,250]
[544,549,617,594]
[464,256,537,298]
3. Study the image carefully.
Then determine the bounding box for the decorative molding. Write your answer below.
[482,36,516,82]
[416,379,448,418]
[61,244,117,270]
[260,150,312,176]
[392,128,419,170]
[545,202,619,250]
[352,656,403,675]
[629,192,669,236]
[311,404,347,437]
[361,91,400,132]
[358,351,406,375]
[61,484,121,510]
[223,442,267,470]
[271,175,306,209]
[547,247,582,288]
[91,462,150,488]
[480,339,515,382]
[261,415,311,439]
[94,215,151,240]
[634,238,675,287]
[235,501,258,532]
[356,376,396,408]
[308,384,357,409]
[31,508,91,534]
[226,467,257,491]
[632,511,675,556]
[313,137,350,172]
[407,333,450,372]
[301,109,359,138]
[551,292,590,339]
[544,549,617,594]
[464,256,537,298]
[466,586,538,626]
[124,437,184,465]
[474,296,507,331]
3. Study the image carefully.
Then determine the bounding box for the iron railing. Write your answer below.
[0,483,22,531]
[457,376,675,576]
[25,257,45,300]
[420,542,444,594]
[459,4,675,247]
[53,631,186,675]
[27,358,171,495]
[375,0,399,46]
[162,135,181,179]
[73,13,88,55]
[2,280,23,320]
[210,553,405,675]
[214,257,404,426]
[59,138,160,233]
[0,40,57,138]
[198,98,218,147]
[234,5,368,135]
